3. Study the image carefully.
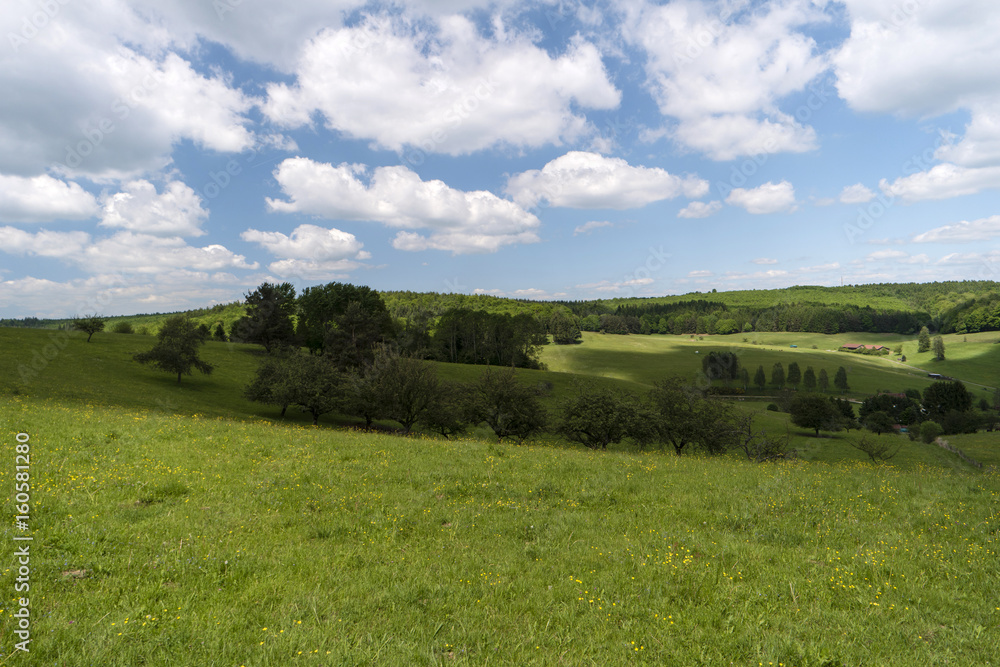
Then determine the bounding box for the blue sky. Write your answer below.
[2,0,1000,317]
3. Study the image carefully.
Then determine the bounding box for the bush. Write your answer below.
[766,403,779,412]
[112,321,134,334]
[920,420,943,444]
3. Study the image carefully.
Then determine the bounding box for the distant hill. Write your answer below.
[3,280,1000,336]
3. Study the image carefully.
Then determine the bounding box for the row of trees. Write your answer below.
[242,351,791,461]
[699,352,851,394]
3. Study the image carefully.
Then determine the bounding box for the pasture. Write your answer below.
[1,325,999,665]
[1,397,998,665]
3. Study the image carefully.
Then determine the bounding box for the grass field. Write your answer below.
[1,325,999,664]
[1,397,998,666]
[541,331,1000,395]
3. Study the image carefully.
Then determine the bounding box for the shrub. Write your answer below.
[112,321,134,334]
[920,420,943,444]
[766,403,779,412]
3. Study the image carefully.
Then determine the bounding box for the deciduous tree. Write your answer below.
[134,316,213,384]
[790,395,840,436]
[468,366,547,444]
[558,385,641,450]
[72,315,105,342]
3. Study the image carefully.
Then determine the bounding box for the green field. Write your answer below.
[542,331,1000,394]
[1,326,999,664]
[1,397,998,665]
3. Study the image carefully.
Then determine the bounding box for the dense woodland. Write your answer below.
[5,280,1000,338]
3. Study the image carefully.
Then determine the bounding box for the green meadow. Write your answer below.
[1,326,998,665]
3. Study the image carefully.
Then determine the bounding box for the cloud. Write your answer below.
[625,0,827,159]
[264,16,620,154]
[100,180,208,237]
[0,17,261,180]
[834,0,1000,118]
[0,226,258,275]
[752,258,779,265]
[79,232,258,274]
[879,164,1000,202]
[835,3,1000,172]
[506,151,707,210]
[839,183,876,204]
[725,181,797,214]
[0,227,91,258]
[577,277,655,293]
[0,271,253,319]
[687,270,713,277]
[241,223,370,279]
[677,200,722,219]
[865,249,929,264]
[937,249,1000,267]
[0,174,99,222]
[912,215,1000,243]
[573,221,614,235]
[267,157,540,254]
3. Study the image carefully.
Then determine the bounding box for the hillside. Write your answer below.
[1,395,997,665]
[5,281,1000,336]
[2,326,998,470]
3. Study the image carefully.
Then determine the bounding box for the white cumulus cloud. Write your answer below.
[264,16,620,155]
[266,157,540,254]
[506,151,707,209]
[879,164,1000,202]
[100,180,208,237]
[839,183,876,204]
[725,181,797,214]
[241,224,370,279]
[678,201,722,219]
[625,0,827,160]
[912,215,1000,243]
[0,174,99,222]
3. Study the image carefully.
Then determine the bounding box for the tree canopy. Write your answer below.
[133,316,213,384]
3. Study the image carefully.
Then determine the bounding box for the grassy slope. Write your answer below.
[1,397,997,666]
[2,327,997,468]
[541,331,1000,395]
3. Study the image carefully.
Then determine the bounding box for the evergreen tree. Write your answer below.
[754,365,766,391]
[232,282,297,353]
[786,362,801,389]
[818,368,829,392]
[834,366,850,393]
[918,326,931,353]
[803,366,816,391]
[933,335,946,361]
[771,362,785,389]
